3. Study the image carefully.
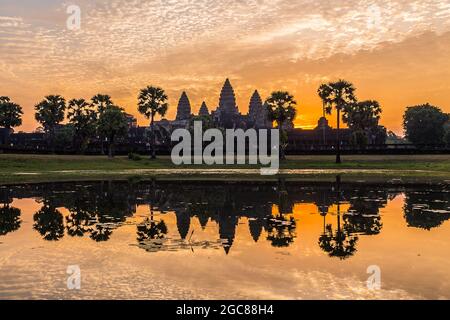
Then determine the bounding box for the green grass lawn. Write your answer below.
[0,154,449,184]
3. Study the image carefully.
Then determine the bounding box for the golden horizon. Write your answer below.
[1,1,450,136]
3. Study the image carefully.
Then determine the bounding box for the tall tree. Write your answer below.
[138,86,168,159]
[265,91,297,160]
[343,100,383,148]
[91,94,114,155]
[91,94,113,114]
[403,104,449,146]
[34,95,66,153]
[97,105,128,158]
[318,80,357,163]
[0,96,23,145]
[444,121,450,147]
[67,98,97,153]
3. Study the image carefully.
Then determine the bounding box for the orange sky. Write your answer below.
[1,0,450,135]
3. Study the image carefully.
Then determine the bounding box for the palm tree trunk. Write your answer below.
[4,127,11,147]
[336,175,341,234]
[279,121,286,161]
[336,108,341,164]
[150,113,156,160]
[100,138,105,155]
[322,104,326,145]
[50,127,56,154]
[108,137,113,159]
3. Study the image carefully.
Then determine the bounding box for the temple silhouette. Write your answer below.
[0,78,396,154]
[3,180,446,257]
[149,78,355,150]
[150,79,274,142]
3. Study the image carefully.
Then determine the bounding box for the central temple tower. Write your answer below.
[214,78,241,128]
[217,78,239,115]
[175,91,192,121]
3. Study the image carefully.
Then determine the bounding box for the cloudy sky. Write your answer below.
[1,0,450,133]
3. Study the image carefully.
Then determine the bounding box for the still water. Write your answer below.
[0,180,449,299]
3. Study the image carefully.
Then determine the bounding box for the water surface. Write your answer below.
[0,180,449,299]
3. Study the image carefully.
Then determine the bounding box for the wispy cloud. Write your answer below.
[0,0,449,132]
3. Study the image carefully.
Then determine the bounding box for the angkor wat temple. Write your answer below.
[150,78,359,150]
[0,78,396,154]
[151,79,274,143]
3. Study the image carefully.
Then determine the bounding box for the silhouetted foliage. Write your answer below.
[266,214,296,247]
[0,96,23,145]
[403,104,449,146]
[343,189,387,235]
[34,95,66,153]
[0,205,21,236]
[265,91,297,160]
[343,100,385,147]
[54,124,75,151]
[138,86,168,159]
[443,121,450,147]
[319,223,358,260]
[137,219,168,242]
[97,106,128,158]
[33,204,65,241]
[67,98,97,153]
[91,94,114,115]
[403,190,450,230]
[91,94,114,154]
[318,80,357,163]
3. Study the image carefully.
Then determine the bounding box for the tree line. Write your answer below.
[1,80,449,161]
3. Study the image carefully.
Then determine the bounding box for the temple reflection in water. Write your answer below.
[0,180,449,259]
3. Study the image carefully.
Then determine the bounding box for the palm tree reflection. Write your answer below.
[33,203,64,241]
[0,203,21,236]
[90,225,113,242]
[137,219,168,242]
[266,214,296,247]
[266,179,297,248]
[66,209,95,237]
[9,180,449,260]
[318,177,358,260]
[136,199,168,251]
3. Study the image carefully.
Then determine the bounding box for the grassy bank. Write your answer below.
[0,154,449,185]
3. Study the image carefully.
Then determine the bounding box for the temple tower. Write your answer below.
[199,101,209,116]
[255,102,272,128]
[214,79,241,128]
[248,90,263,123]
[217,79,239,115]
[175,91,192,121]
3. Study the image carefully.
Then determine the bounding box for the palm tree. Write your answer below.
[97,105,128,158]
[138,86,168,159]
[67,98,97,153]
[0,96,23,146]
[91,94,113,114]
[34,95,66,153]
[265,91,297,160]
[91,94,114,154]
[318,80,357,164]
